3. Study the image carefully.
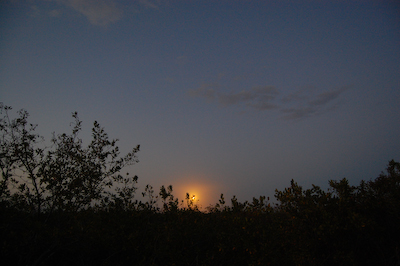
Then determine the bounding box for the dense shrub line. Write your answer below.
[1,160,399,265]
[1,105,399,265]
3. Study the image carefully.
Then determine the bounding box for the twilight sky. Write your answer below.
[1,0,399,208]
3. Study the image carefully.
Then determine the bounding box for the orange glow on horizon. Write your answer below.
[170,174,222,210]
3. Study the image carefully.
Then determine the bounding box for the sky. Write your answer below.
[1,0,399,209]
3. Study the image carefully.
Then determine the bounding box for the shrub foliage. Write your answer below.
[1,104,399,265]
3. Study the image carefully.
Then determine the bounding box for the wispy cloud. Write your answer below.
[189,83,218,101]
[191,85,279,110]
[138,0,159,9]
[281,87,348,119]
[61,0,123,26]
[23,0,161,26]
[28,3,62,18]
[280,107,317,120]
[190,83,349,120]
[309,87,347,106]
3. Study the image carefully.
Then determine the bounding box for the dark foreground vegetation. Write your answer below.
[1,104,399,265]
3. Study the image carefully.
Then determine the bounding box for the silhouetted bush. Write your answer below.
[1,104,399,265]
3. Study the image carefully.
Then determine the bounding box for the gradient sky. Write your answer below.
[1,0,399,208]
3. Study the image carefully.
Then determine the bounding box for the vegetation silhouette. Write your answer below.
[1,104,399,265]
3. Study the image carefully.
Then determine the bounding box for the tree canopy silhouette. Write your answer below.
[1,103,399,266]
[0,103,140,214]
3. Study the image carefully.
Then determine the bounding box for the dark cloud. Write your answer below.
[190,85,279,110]
[281,107,317,120]
[280,86,349,119]
[191,84,349,120]
[218,90,255,106]
[309,87,347,106]
[281,86,316,103]
[247,101,277,111]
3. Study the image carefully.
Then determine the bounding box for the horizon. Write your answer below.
[1,0,399,208]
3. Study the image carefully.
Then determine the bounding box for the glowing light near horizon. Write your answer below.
[172,175,223,209]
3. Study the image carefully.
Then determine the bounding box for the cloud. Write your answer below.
[24,0,161,26]
[280,107,317,120]
[27,3,62,18]
[280,86,349,119]
[309,87,347,106]
[138,0,159,9]
[191,83,349,120]
[190,85,279,110]
[189,83,217,101]
[281,87,314,103]
[61,0,123,26]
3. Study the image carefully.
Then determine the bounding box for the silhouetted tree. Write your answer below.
[0,103,140,214]
[2,104,400,265]
[159,185,179,212]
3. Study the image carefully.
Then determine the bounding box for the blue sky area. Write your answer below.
[1,0,399,208]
